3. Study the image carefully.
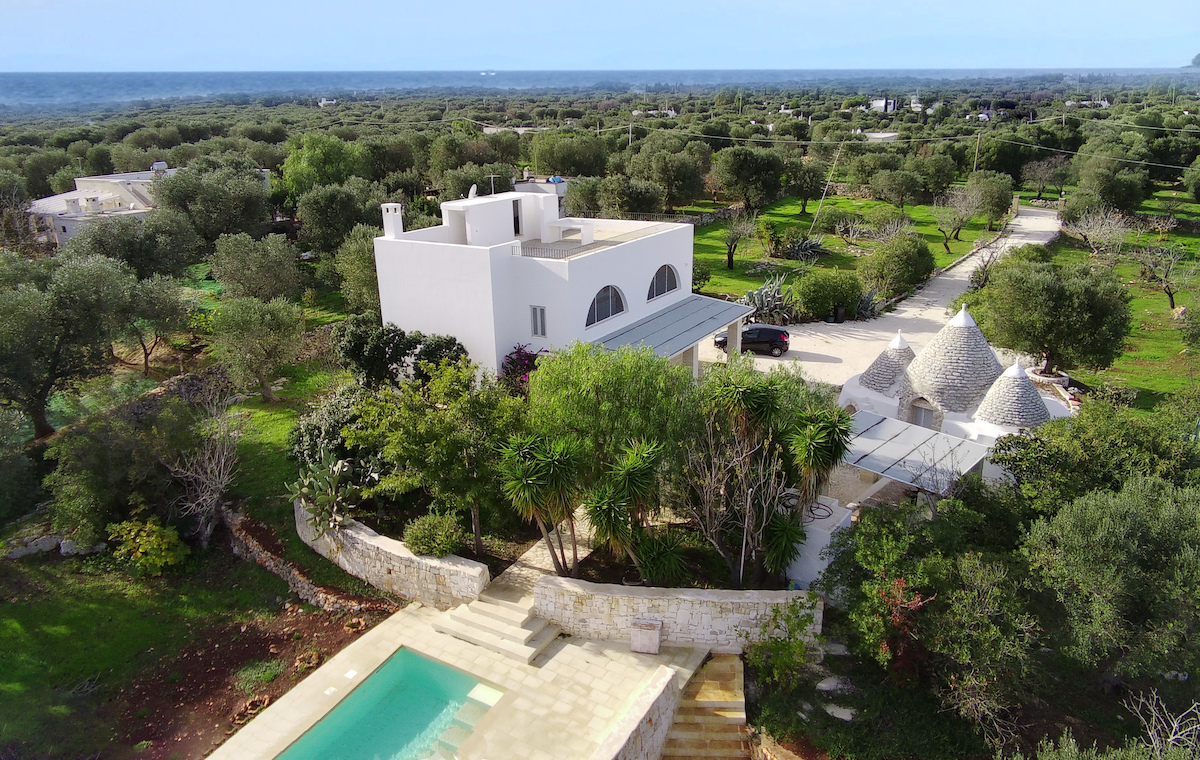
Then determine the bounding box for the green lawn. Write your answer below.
[1047,230,1200,406]
[694,195,991,297]
[0,551,288,758]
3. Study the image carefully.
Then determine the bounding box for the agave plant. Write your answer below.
[857,289,883,320]
[784,234,832,261]
[738,274,800,325]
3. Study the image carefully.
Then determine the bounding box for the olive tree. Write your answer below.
[334,224,383,314]
[209,297,303,402]
[154,154,270,245]
[970,261,1131,374]
[967,171,1015,230]
[0,254,134,439]
[209,233,300,301]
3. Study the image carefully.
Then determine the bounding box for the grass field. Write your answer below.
[1046,228,1200,407]
[0,551,288,757]
[693,195,991,297]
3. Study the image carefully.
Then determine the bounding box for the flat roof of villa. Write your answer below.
[594,294,752,358]
[845,411,990,495]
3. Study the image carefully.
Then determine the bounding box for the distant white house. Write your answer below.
[372,192,752,374]
[868,98,897,113]
[29,163,175,246]
[856,130,900,143]
[29,163,270,246]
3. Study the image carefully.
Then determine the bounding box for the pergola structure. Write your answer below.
[843,411,991,497]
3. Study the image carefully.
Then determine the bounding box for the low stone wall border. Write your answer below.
[534,576,822,652]
[589,665,679,760]
[294,502,489,610]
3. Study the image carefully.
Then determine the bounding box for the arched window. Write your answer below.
[586,285,625,327]
[646,265,679,300]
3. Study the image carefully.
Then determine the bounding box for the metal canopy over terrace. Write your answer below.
[593,294,752,359]
[845,411,991,495]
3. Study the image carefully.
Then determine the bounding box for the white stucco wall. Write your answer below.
[373,193,696,372]
[294,502,489,610]
[533,576,823,652]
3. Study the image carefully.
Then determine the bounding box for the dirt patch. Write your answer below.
[105,604,395,760]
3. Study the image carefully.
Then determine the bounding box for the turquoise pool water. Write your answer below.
[276,649,479,760]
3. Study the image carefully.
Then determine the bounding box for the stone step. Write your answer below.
[661,737,751,758]
[478,583,535,614]
[452,700,489,730]
[466,597,533,627]
[433,613,559,665]
[682,690,744,710]
[447,603,547,645]
[437,725,469,753]
[667,724,749,740]
[672,706,747,725]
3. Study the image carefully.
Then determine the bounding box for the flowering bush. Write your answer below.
[498,343,544,396]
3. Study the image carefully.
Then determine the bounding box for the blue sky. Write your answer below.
[0,0,1196,71]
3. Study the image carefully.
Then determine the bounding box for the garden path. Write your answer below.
[492,509,595,593]
[697,206,1063,386]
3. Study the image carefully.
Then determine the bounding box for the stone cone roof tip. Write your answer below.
[975,362,1051,428]
[860,330,916,393]
[901,307,1003,413]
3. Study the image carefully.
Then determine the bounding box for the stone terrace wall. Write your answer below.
[294,502,489,610]
[589,665,680,760]
[534,577,822,652]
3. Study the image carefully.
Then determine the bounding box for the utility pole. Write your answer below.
[973,130,983,172]
[485,174,501,194]
[629,121,633,147]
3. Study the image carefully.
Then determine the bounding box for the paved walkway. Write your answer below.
[493,509,595,593]
[697,206,1062,386]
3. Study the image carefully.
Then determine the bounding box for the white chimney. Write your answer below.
[381,203,404,238]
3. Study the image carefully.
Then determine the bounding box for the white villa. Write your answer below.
[29,162,176,246]
[839,306,1072,446]
[372,191,752,374]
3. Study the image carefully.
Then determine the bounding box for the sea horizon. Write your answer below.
[2,68,1199,109]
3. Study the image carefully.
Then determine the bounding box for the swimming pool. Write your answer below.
[275,648,499,760]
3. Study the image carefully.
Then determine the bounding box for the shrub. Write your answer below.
[498,344,542,396]
[0,449,38,526]
[637,529,689,586]
[289,383,370,465]
[742,597,814,687]
[107,517,191,576]
[792,269,863,322]
[288,456,364,538]
[859,233,935,297]
[692,260,712,292]
[403,512,467,557]
[864,204,911,231]
[810,207,857,235]
[1060,190,1104,225]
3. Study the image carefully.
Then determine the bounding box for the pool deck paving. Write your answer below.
[211,511,704,760]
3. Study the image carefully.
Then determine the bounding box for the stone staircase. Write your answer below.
[432,582,560,665]
[662,654,750,759]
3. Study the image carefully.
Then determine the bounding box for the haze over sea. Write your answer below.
[2,69,1197,108]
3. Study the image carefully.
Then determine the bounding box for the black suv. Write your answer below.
[714,325,790,357]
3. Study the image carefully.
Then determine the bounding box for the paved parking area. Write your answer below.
[697,207,1062,387]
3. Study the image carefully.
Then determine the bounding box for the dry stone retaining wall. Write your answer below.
[293,502,489,610]
[534,576,822,652]
[589,665,680,760]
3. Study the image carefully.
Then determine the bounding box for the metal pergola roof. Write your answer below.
[845,411,991,495]
[594,294,752,359]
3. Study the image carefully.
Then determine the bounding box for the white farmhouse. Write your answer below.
[29,162,175,246]
[373,191,752,373]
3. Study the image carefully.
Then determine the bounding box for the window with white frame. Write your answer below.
[586,286,625,327]
[646,265,679,300]
[530,305,546,337]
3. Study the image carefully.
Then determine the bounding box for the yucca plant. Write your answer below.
[586,440,664,583]
[499,434,584,577]
[787,406,854,511]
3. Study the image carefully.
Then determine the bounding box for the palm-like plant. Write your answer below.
[585,440,664,583]
[498,434,584,577]
[787,406,854,511]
